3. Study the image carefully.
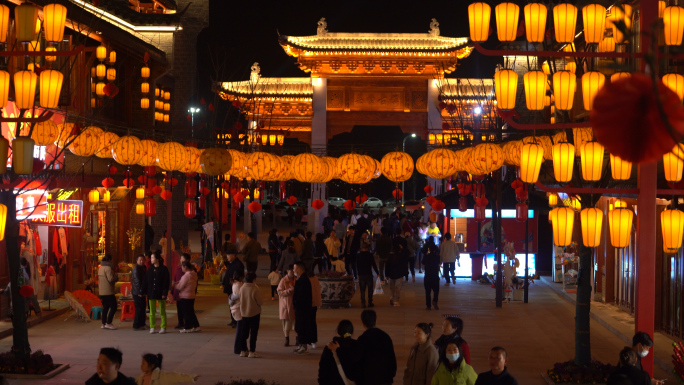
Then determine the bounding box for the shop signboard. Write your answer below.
[32,200,83,228]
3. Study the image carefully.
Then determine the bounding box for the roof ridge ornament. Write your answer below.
[429,18,440,37]
[317,18,328,36]
[250,62,261,83]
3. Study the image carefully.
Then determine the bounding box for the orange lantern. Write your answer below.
[14,4,38,42]
[609,153,632,180]
[662,209,684,252]
[12,137,34,175]
[141,66,150,78]
[39,70,63,109]
[88,190,99,203]
[582,71,605,110]
[552,142,575,182]
[520,142,544,183]
[138,140,159,167]
[180,146,202,174]
[380,151,414,182]
[68,126,102,157]
[608,208,633,248]
[582,4,606,44]
[523,70,546,111]
[135,203,144,215]
[552,70,576,111]
[200,148,233,176]
[494,69,518,110]
[524,3,547,43]
[663,6,684,45]
[246,151,279,181]
[663,144,684,182]
[157,141,188,171]
[95,131,119,158]
[495,3,519,42]
[580,142,604,181]
[580,207,603,247]
[292,153,323,183]
[662,73,684,102]
[14,71,37,109]
[468,2,491,42]
[112,135,144,166]
[423,148,459,179]
[553,3,577,43]
[550,207,575,246]
[27,119,58,146]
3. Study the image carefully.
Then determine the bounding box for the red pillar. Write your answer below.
[636,0,658,376]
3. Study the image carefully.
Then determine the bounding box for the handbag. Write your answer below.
[373,276,384,295]
[332,350,356,385]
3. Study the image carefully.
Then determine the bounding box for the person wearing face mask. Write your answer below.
[404,322,439,385]
[277,265,296,347]
[86,347,136,385]
[630,332,665,385]
[431,341,477,385]
[434,317,470,364]
[474,346,518,385]
[607,347,651,385]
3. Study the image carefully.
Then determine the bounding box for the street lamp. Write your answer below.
[401,133,417,204]
[188,107,200,126]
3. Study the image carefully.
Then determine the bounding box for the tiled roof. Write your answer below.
[75,0,181,26]
[220,78,313,98]
[439,78,494,99]
[279,33,470,53]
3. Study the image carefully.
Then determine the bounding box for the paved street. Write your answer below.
[1,252,673,384]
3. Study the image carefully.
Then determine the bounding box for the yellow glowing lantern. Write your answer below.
[179,146,201,174]
[138,140,159,167]
[141,82,149,94]
[598,36,615,52]
[155,88,160,97]
[494,69,518,110]
[0,70,8,109]
[580,142,604,181]
[136,187,145,200]
[43,3,67,43]
[96,82,106,97]
[564,61,576,73]
[609,207,633,247]
[141,66,150,78]
[552,142,575,182]
[381,151,414,182]
[200,148,233,176]
[550,207,575,246]
[552,70,576,111]
[95,131,119,158]
[140,98,149,109]
[611,72,631,82]
[96,45,107,61]
[523,70,546,111]
[582,71,605,110]
[39,69,63,109]
[664,6,684,46]
[580,207,603,247]
[26,119,58,146]
[522,135,552,160]
[582,4,606,44]
[164,102,170,111]
[163,114,169,123]
[68,126,102,157]
[292,153,323,183]
[609,153,632,180]
[157,141,188,171]
[495,3,519,42]
[614,199,627,209]
[423,148,460,179]
[45,46,57,62]
[14,71,37,109]
[0,5,9,43]
[164,92,170,100]
[336,153,372,184]
[247,151,280,181]
[112,135,144,166]
[662,209,684,252]
[520,142,544,183]
[89,190,100,203]
[549,193,558,207]
[102,190,110,203]
[468,2,491,42]
[663,73,684,102]
[553,3,577,43]
[225,149,247,179]
[106,68,116,81]
[524,3,547,43]
[472,143,504,174]
[109,51,116,64]
[15,4,38,42]
[663,144,684,182]
[136,203,144,215]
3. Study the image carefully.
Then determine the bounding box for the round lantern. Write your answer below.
[582,4,606,44]
[180,146,201,174]
[248,201,262,214]
[39,70,63,109]
[580,142,605,181]
[468,2,491,42]
[14,4,38,42]
[548,193,558,207]
[380,151,414,182]
[54,123,74,148]
[609,208,633,248]
[112,135,144,166]
[664,6,684,46]
[319,156,337,181]
[415,153,428,175]
[552,142,575,183]
[246,151,279,181]
[95,131,119,158]
[661,209,684,252]
[553,3,577,43]
[472,143,504,174]
[662,73,684,102]
[494,69,518,110]
[371,158,382,179]
[138,140,159,167]
[88,190,99,203]
[524,71,546,111]
[582,71,605,111]
[520,142,544,183]
[291,153,322,183]
[200,148,233,176]
[580,207,603,247]
[423,148,459,179]
[136,187,145,200]
[609,153,632,180]
[184,199,196,218]
[502,140,522,166]
[495,3,519,42]
[553,70,576,111]
[336,153,371,184]
[550,207,575,246]
[14,70,37,109]
[663,144,684,182]
[564,62,577,74]
[102,190,111,203]
[524,3,547,43]
[135,203,144,215]
[572,128,593,155]
[29,119,58,146]
[226,149,247,179]
[516,202,528,222]
[157,141,187,171]
[315,156,336,183]
[144,198,156,217]
[68,126,102,157]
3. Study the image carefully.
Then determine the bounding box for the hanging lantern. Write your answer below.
[95,131,119,159]
[0,70,8,109]
[88,190,99,203]
[102,190,110,203]
[582,71,605,111]
[468,2,491,42]
[14,71,37,109]
[180,146,202,174]
[614,199,627,209]
[96,82,106,97]
[582,4,606,44]
[664,6,684,46]
[164,102,170,111]
[135,187,145,200]
[45,46,57,62]
[12,137,33,175]
[564,62,576,73]
[200,148,233,176]
[474,204,486,222]
[524,3,547,43]
[661,1,668,18]
[580,207,603,247]
[96,64,106,79]
[552,70,576,111]
[292,153,323,183]
[523,71,546,111]
[248,201,262,213]
[0,137,7,175]
[553,3,578,43]
[609,208,633,248]
[245,151,279,181]
[14,4,38,42]
[662,209,684,252]
[550,207,575,246]
[106,68,116,82]
[471,143,504,174]
[458,197,467,212]
[140,98,149,109]
[141,66,150,78]
[164,91,170,100]
[611,72,631,83]
[163,114,169,123]
[138,140,159,167]
[0,5,8,43]
[423,148,460,179]
[144,198,156,217]
[43,3,67,43]
[184,199,196,218]
[662,73,684,102]
[494,69,518,110]
[495,3,519,42]
[609,153,632,180]
[157,141,188,171]
[380,151,414,182]
[516,203,528,222]
[541,61,551,75]
[580,142,605,181]
[663,144,684,182]
[141,82,149,94]
[552,142,575,182]
[520,142,544,183]
[185,179,197,198]
[549,193,558,207]
[68,126,102,157]
[96,45,107,61]
[135,203,144,215]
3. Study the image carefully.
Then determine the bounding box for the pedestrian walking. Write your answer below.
[277,265,296,346]
[432,340,477,385]
[174,261,200,333]
[293,262,314,355]
[229,270,244,344]
[435,317,471,364]
[240,232,261,274]
[474,346,518,385]
[405,232,419,282]
[310,270,322,349]
[325,230,341,269]
[222,233,239,255]
[321,320,362,385]
[98,254,118,330]
[278,241,300,274]
[222,253,244,328]
[440,233,459,286]
[312,233,330,274]
[387,233,409,307]
[146,253,170,334]
[267,229,280,272]
[236,272,263,358]
[342,227,358,278]
[132,254,147,331]
[86,347,136,385]
[267,268,281,300]
[171,253,191,330]
[404,322,439,385]
[356,241,379,308]
[135,353,197,384]
[302,231,315,272]
[357,309,396,385]
[375,227,392,282]
[422,236,441,310]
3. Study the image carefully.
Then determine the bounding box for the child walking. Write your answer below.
[267,268,281,300]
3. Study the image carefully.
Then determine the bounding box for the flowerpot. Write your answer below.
[319,277,356,309]
[13,137,35,175]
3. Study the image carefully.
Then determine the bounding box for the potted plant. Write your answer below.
[317,270,356,309]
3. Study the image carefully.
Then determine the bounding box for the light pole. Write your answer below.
[401,133,417,204]
[188,107,200,127]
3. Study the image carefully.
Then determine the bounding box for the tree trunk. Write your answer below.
[574,243,592,366]
[2,190,30,358]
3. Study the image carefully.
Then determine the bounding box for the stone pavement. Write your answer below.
[1,253,673,385]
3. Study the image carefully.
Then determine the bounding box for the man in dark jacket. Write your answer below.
[301,231,315,272]
[85,347,136,385]
[241,232,262,273]
[474,346,519,385]
[146,253,170,334]
[356,242,379,308]
[222,253,244,327]
[131,254,147,331]
[322,212,335,236]
[357,309,396,385]
[293,262,313,355]
[375,228,392,282]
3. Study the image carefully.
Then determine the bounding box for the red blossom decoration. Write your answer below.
[343,200,356,211]
[248,201,262,213]
[152,185,162,195]
[102,177,115,188]
[355,194,368,204]
[109,166,117,174]
[392,188,403,200]
[160,190,172,200]
[424,185,433,195]
[233,192,244,203]
[123,178,135,188]
[286,196,297,205]
[432,200,445,211]
[137,175,145,184]
[200,98,206,105]
[208,103,214,112]
[312,199,324,210]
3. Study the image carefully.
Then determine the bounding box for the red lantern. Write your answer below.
[146,178,157,189]
[198,195,206,210]
[152,185,162,195]
[185,172,197,178]
[516,189,528,202]
[424,185,433,195]
[516,202,528,222]
[169,178,178,187]
[123,170,131,178]
[432,200,445,211]
[426,196,437,206]
[184,199,196,219]
[474,183,485,199]
[248,201,262,213]
[19,285,34,298]
[230,188,238,196]
[201,187,210,196]
[343,200,356,211]
[123,178,135,188]
[474,205,486,222]
[144,198,156,217]
[312,199,324,210]
[144,166,156,177]
[475,197,489,207]
[185,179,197,198]
[102,177,114,188]
[221,181,230,191]
[287,195,297,205]
[109,165,117,174]
[160,190,172,200]
[233,192,245,204]
[137,175,145,184]
[355,194,368,205]
[458,197,467,212]
[145,188,155,197]
[392,189,403,200]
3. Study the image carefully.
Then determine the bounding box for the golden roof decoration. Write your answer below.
[219,63,313,100]
[438,78,495,100]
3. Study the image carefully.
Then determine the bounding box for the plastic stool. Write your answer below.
[90,306,103,320]
[120,301,135,322]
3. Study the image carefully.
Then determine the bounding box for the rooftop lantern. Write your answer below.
[468,2,491,42]
[580,142,605,181]
[583,4,606,44]
[609,207,633,248]
[550,207,575,246]
[520,142,544,183]
[609,153,633,180]
[524,3,547,43]
[495,2,519,42]
[662,73,684,102]
[43,3,67,43]
[663,144,684,182]
[552,142,575,183]
[524,70,546,110]
[582,71,605,111]
[662,209,684,252]
[553,70,576,111]
[580,207,603,247]
[553,3,578,43]
[663,6,684,46]
[494,69,518,110]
